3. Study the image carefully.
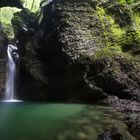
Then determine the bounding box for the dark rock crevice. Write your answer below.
[0,0,23,9]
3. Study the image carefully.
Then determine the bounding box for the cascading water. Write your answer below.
[4,44,20,102]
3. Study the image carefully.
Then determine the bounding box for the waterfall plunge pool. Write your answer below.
[1,99,23,102]
[0,102,135,140]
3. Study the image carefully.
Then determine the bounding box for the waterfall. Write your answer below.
[4,44,19,102]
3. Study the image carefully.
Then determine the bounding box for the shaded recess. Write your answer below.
[0,0,23,9]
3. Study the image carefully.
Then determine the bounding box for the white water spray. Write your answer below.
[4,44,20,102]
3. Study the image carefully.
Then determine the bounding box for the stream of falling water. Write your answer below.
[4,44,19,102]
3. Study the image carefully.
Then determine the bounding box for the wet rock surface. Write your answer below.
[125,114,140,140]
[103,96,140,140]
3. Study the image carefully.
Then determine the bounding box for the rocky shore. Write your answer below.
[103,96,140,140]
[57,105,137,140]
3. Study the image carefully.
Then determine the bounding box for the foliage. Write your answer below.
[2,23,14,39]
[0,0,41,25]
[132,1,140,13]
[0,7,21,38]
[11,8,38,37]
[118,0,135,4]
[96,7,113,46]
[106,3,133,27]
[121,30,140,53]
[94,0,140,56]
[134,13,140,32]
[22,0,41,12]
[0,0,41,38]
[0,7,21,24]
[109,17,125,40]
[96,7,123,51]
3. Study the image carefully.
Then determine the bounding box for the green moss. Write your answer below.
[102,1,140,54]
[106,2,133,27]
[93,46,122,60]
[0,0,40,40]
[96,7,114,46]
[0,7,21,24]
[132,1,140,13]
[12,8,38,37]
[121,29,140,53]
[2,23,14,39]
[118,0,134,5]
[133,13,140,32]
[109,16,125,40]
[90,47,139,72]
[89,0,140,57]
[22,0,40,12]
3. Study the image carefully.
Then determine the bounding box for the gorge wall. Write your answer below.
[11,0,140,102]
[0,24,8,98]
[0,0,140,103]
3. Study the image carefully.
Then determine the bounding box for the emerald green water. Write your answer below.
[0,102,135,140]
[0,102,85,140]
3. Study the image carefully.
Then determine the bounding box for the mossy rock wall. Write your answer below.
[12,0,140,102]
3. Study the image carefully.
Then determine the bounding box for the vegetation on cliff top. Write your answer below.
[94,0,140,58]
[0,0,40,38]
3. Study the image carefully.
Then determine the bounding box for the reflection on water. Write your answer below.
[0,102,136,140]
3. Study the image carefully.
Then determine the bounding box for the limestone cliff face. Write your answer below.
[12,0,140,102]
